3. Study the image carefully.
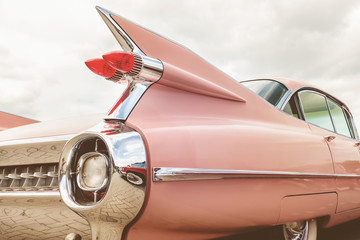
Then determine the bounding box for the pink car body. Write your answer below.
[0,6,359,240]
[0,111,37,131]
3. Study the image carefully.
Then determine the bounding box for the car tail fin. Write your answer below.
[96,6,246,102]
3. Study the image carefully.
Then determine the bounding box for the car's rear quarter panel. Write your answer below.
[125,83,337,239]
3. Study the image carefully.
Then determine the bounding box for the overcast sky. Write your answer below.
[1,0,360,128]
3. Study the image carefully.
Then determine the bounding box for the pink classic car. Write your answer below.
[0,6,360,240]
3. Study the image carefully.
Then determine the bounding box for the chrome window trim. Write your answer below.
[297,91,306,120]
[344,107,359,140]
[280,85,314,110]
[277,88,292,109]
[153,167,360,182]
[325,96,337,132]
[342,107,353,137]
[240,79,291,109]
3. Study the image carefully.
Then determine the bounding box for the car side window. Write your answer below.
[298,91,334,131]
[327,99,352,138]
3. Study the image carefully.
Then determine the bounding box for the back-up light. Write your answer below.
[85,51,163,83]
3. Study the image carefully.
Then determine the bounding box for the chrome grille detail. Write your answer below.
[0,163,59,192]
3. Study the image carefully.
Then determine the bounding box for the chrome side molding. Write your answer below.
[153,167,360,182]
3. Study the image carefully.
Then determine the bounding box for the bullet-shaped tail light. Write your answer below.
[85,58,124,82]
[103,51,163,82]
[85,59,115,78]
[102,52,139,74]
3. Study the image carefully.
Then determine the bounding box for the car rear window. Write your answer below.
[242,80,288,106]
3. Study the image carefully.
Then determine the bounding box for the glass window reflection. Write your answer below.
[242,80,288,106]
[328,99,351,138]
[299,91,334,131]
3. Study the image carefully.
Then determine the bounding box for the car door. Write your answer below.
[298,90,360,212]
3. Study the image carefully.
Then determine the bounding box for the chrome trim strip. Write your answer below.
[106,82,150,120]
[276,89,292,109]
[0,134,74,146]
[344,107,359,140]
[96,6,144,55]
[279,85,313,110]
[153,167,360,182]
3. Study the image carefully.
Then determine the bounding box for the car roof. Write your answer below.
[270,78,351,113]
[270,77,308,91]
[242,78,351,111]
[240,78,308,92]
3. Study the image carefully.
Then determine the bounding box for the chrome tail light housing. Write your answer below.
[59,121,147,239]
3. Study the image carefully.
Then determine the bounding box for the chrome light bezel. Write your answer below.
[59,121,147,222]
[61,135,112,206]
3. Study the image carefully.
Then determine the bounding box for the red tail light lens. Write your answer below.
[85,59,116,78]
[102,51,135,73]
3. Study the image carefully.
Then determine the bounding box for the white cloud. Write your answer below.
[1,0,360,128]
